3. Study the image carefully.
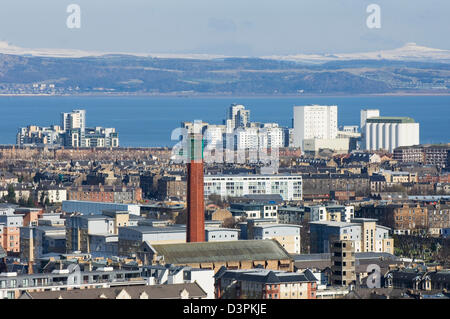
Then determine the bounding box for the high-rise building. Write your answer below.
[61,109,86,147]
[17,109,119,148]
[226,104,250,131]
[293,105,338,148]
[364,117,420,152]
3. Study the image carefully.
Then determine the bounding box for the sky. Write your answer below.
[0,0,448,56]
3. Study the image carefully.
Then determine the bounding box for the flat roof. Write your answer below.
[366,117,416,124]
[309,221,359,227]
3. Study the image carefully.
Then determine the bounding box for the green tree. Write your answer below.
[26,195,35,207]
[5,185,16,203]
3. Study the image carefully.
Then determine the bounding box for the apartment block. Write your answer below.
[330,239,356,287]
[215,267,317,299]
[204,174,302,201]
[309,218,393,254]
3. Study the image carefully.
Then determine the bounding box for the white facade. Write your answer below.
[293,105,338,148]
[204,174,302,201]
[303,138,350,153]
[204,124,225,148]
[227,104,250,130]
[360,109,380,131]
[365,121,420,152]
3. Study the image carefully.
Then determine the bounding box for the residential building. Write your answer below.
[357,203,429,235]
[62,200,140,216]
[67,185,142,204]
[309,218,393,254]
[215,267,317,299]
[250,223,301,254]
[330,239,356,287]
[19,282,207,299]
[0,209,23,254]
[118,226,186,257]
[226,104,250,131]
[205,228,239,242]
[17,110,119,148]
[20,226,66,263]
[305,204,355,223]
[204,174,302,201]
[229,202,278,220]
[0,265,145,299]
[293,105,338,148]
[141,264,215,299]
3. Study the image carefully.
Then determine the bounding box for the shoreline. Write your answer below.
[0,92,450,98]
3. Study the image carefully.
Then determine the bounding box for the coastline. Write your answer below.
[0,92,450,98]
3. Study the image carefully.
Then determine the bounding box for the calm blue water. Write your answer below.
[0,95,448,147]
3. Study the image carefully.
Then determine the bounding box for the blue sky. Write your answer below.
[0,0,448,56]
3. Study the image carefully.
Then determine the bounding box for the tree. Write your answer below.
[26,195,35,208]
[5,185,16,203]
[222,217,238,229]
[175,209,187,225]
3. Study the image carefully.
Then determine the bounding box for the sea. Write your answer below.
[0,95,448,147]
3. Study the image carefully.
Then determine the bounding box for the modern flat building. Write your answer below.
[293,105,338,148]
[250,223,301,254]
[205,227,239,242]
[229,202,278,220]
[0,265,145,299]
[0,209,23,254]
[364,117,420,152]
[226,104,250,131]
[305,204,355,223]
[330,239,356,287]
[118,226,186,257]
[215,267,317,299]
[20,226,66,263]
[62,200,141,216]
[204,174,302,201]
[17,109,119,148]
[309,218,393,254]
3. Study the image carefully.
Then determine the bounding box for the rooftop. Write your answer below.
[151,239,292,264]
[366,117,416,124]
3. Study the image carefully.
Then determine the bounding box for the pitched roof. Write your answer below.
[20,282,207,299]
[151,239,292,264]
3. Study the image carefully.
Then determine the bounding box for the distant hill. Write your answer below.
[0,42,448,95]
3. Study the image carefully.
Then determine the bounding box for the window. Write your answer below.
[9,280,17,288]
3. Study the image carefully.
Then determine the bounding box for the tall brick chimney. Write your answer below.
[186,132,205,242]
